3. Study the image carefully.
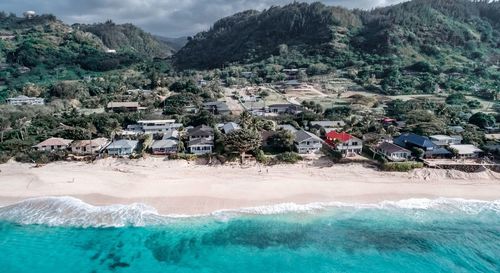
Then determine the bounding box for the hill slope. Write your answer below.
[76,21,174,58]
[174,0,500,70]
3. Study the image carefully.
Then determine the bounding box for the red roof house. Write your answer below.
[325,131,352,145]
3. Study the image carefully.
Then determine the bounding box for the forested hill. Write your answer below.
[174,0,500,70]
[75,21,175,58]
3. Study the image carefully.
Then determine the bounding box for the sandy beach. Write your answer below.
[0,157,499,214]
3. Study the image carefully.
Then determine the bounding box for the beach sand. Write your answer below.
[0,157,499,214]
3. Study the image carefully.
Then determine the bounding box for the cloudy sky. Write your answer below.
[2,0,406,37]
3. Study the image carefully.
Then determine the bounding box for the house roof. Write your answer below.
[188,125,214,137]
[295,130,321,143]
[152,139,178,149]
[269,103,299,108]
[325,131,353,143]
[71,138,109,148]
[223,122,240,133]
[394,133,435,149]
[188,138,214,147]
[34,137,73,147]
[106,140,138,149]
[163,129,179,140]
[450,144,483,155]
[203,101,230,111]
[310,120,345,128]
[137,120,176,124]
[107,102,139,108]
[377,142,410,154]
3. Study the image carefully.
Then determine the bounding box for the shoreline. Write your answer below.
[1,158,499,215]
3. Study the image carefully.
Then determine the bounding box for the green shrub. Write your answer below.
[381,162,424,172]
[276,152,302,164]
[254,149,270,164]
[169,153,197,161]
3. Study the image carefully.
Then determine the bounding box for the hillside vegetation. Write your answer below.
[175,0,500,95]
[76,21,175,58]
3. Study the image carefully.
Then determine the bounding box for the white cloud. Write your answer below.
[1,0,407,37]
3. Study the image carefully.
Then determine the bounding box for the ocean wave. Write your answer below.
[0,197,499,227]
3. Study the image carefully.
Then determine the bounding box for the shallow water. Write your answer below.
[0,197,499,273]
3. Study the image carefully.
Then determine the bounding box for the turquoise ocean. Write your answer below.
[0,197,499,273]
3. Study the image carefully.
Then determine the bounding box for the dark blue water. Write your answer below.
[0,198,499,273]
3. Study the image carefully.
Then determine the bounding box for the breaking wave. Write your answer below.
[0,197,498,227]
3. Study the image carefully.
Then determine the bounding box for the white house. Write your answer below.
[430,135,462,146]
[106,140,139,156]
[294,130,322,154]
[325,131,363,156]
[70,138,110,155]
[126,120,182,134]
[33,137,73,152]
[375,142,411,162]
[187,125,214,155]
[6,95,44,106]
[449,144,483,158]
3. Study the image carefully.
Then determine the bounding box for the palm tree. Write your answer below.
[0,118,11,143]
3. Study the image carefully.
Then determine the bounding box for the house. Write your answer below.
[310,120,345,132]
[188,138,214,155]
[449,144,483,159]
[106,102,142,113]
[268,104,302,115]
[187,125,214,155]
[449,126,465,134]
[376,142,411,162]
[151,129,180,155]
[325,131,363,156]
[430,135,462,146]
[294,130,323,154]
[33,137,73,152]
[260,130,277,148]
[126,120,182,134]
[188,125,214,141]
[70,138,109,155]
[6,95,44,106]
[394,133,451,158]
[203,101,230,115]
[222,122,240,134]
[106,140,139,156]
[152,139,178,155]
[362,133,393,144]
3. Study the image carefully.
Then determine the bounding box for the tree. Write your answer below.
[268,129,295,153]
[0,117,11,143]
[469,112,495,129]
[445,93,466,105]
[224,129,262,163]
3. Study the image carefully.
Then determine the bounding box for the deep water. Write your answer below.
[0,198,499,273]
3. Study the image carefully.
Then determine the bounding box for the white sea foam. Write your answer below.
[0,197,498,227]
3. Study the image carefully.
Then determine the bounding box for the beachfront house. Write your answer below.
[430,135,462,147]
[6,95,44,106]
[187,125,214,155]
[151,130,179,155]
[106,140,139,156]
[33,137,73,152]
[203,101,230,115]
[449,144,483,159]
[152,139,179,155]
[70,138,110,155]
[394,133,451,158]
[325,131,363,156]
[294,130,323,154]
[375,142,411,162]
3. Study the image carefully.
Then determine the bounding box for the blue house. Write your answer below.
[394,133,451,158]
[106,140,139,156]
